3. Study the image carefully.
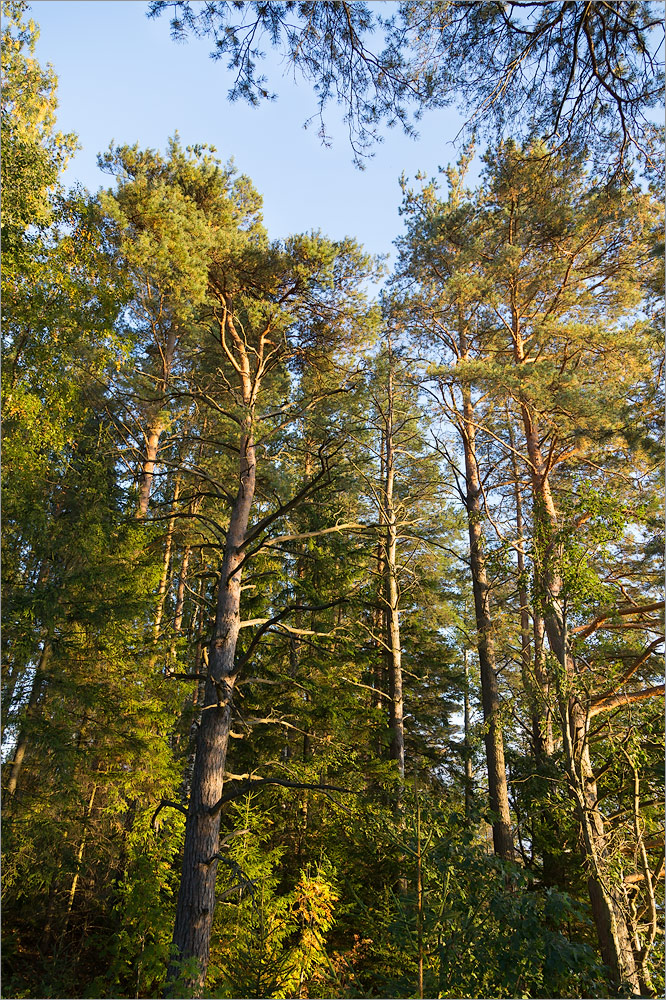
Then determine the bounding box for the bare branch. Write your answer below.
[151,798,188,831]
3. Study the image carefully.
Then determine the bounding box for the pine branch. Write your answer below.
[208,778,358,818]
[589,684,665,718]
[573,601,664,641]
[151,798,188,830]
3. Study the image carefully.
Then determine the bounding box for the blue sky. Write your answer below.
[30,0,477,266]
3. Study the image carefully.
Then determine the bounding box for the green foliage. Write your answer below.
[148,1,664,176]
[2,7,663,998]
[305,793,607,1000]
[89,807,185,999]
[206,798,341,999]
[1,0,77,259]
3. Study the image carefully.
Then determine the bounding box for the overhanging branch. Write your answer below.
[589,684,665,718]
[208,778,358,818]
[232,598,346,677]
[151,798,188,830]
[573,601,664,641]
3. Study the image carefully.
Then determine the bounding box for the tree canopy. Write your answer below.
[148,0,665,175]
[2,3,664,999]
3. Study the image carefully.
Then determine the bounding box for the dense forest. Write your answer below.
[2,2,664,998]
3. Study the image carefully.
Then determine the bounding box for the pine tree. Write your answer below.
[392,158,515,859]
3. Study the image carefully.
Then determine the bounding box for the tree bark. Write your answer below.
[531,613,553,756]
[2,560,50,742]
[4,638,51,801]
[463,647,474,820]
[170,543,192,661]
[137,417,163,519]
[373,428,387,759]
[61,782,98,936]
[506,409,554,759]
[136,324,179,519]
[166,427,256,996]
[192,574,209,710]
[516,369,641,993]
[562,688,642,995]
[153,477,181,648]
[383,357,405,779]
[460,382,514,860]
[415,785,424,999]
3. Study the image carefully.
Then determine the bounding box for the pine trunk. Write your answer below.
[170,543,192,661]
[4,638,51,800]
[373,541,386,712]
[519,395,641,993]
[153,477,181,649]
[166,429,256,996]
[463,648,474,819]
[383,360,405,779]
[136,325,178,519]
[137,417,163,519]
[507,410,554,759]
[460,385,513,860]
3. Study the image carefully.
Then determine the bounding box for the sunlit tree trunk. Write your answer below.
[137,418,163,519]
[463,647,474,820]
[382,355,405,779]
[61,782,98,936]
[506,412,553,758]
[166,425,256,995]
[460,380,513,860]
[135,325,179,519]
[4,638,51,801]
[373,426,387,717]
[513,316,641,994]
[153,477,181,646]
[170,543,191,659]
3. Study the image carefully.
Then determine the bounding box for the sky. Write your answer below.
[29,0,478,268]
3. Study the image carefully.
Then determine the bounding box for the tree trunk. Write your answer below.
[386,531,405,778]
[373,541,387,713]
[179,574,208,804]
[61,782,98,936]
[4,638,51,800]
[383,359,405,779]
[517,380,641,993]
[137,416,163,519]
[373,428,387,763]
[136,324,179,519]
[153,477,181,648]
[563,691,642,994]
[463,647,474,820]
[460,384,513,860]
[415,785,424,999]
[530,608,561,886]
[2,560,50,742]
[166,428,256,996]
[170,543,191,661]
[192,576,209,710]
[506,409,553,759]
[531,613,553,757]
